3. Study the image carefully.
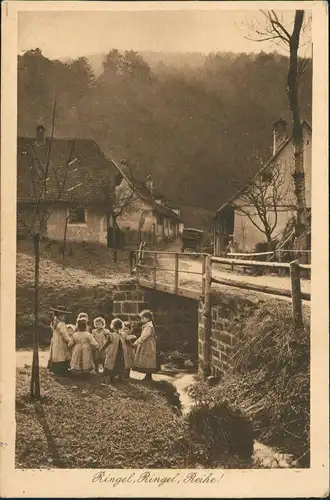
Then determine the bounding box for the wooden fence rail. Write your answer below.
[131,250,310,328]
[211,255,311,271]
[229,250,311,258]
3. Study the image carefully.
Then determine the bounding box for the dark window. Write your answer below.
[156,213,164,225]
[68,207,86,224]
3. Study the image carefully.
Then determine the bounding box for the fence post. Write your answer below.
[201,254,206,298]
[152,223,156,251]
[136,257,139,285]
[174,253,179,293]
[202,254,212,378]
[290,260,303,327]
[129,250,134,275]
[152,252,157,288]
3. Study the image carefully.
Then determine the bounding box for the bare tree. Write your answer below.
[86,158,139,263]
[244,10,311,255]
[17,101,73,399]
[61,182,89,269]
[231,162,288,251]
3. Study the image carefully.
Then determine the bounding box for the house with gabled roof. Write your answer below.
[213,119,312,254]
[17,125,115,244]
[112,161,184,246]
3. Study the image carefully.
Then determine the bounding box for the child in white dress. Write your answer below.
[66,324,76,338]
[133,310,158,381]
[69,319,99,376]
[76,312,91,332]
[92,316,110,373]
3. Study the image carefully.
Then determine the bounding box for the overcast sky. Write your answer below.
[18,9,312,60]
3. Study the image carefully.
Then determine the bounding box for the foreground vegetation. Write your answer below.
[188,302,310,467]
[16,368,252,469]
[17,241,310,468]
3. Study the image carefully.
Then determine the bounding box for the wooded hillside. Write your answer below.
[18,49,312,212]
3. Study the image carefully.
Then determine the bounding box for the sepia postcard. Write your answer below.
[1,0,329,497]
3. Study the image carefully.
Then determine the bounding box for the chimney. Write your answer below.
[146,175,154,194]
[36,125,46,146]
[272,119,287,155]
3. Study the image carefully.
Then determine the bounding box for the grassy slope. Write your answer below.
[16,368,253,469]
[16,368,189,469]
[16,240,131,347]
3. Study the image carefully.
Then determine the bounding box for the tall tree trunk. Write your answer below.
[30,232,41,399]
[62,216,69,269]
[113,215,117,264]
[152,223,156,250]
[287,10,308,259]
[266,235,273,252]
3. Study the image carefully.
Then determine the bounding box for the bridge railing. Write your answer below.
[217,249,311,271]
[130,250,311,327]
[130,249,205,295]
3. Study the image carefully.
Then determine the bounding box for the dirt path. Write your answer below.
[153,239,310,304]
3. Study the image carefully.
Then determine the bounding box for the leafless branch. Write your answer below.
[45,141,75,222]
[42,94,57,222]
[243,9,310,57]
[233,160,288,244]
[17,211,34,238]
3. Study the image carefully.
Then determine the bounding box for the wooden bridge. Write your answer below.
[130,249,311,327]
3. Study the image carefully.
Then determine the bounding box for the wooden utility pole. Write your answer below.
[201,254,206,297]
[152,223,156,251]
[152,252,157,288]
[174,253,179,293]
[30,232,41,399]
[290,260,303,327]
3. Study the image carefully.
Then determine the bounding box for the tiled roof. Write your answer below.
[112,162,183,222]
[17,137,114,205]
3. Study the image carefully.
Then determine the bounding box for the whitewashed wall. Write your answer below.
[233,124,312,251]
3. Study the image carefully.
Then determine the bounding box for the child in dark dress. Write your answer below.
[101,319,135,383]
[121,321,137,379]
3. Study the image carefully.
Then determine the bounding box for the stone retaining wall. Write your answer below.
[198,290,264,376]
[112,281,198,363]
[113,280,271,376]
[112,281,147,322]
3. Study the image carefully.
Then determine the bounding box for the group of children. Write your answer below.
[47,305,158,382]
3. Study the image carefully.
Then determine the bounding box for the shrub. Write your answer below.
[254,240,279,254]
[188,303,310,466]
[187,398,254,464]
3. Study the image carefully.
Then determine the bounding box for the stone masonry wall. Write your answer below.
[198,289,260,377]
[113,281,266,376]
[112,281,199,364]
[112,280,148,323]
